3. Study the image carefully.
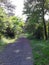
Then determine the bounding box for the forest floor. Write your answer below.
[0,37,33,65]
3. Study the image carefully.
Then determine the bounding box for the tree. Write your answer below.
[0,6,24,39]
[0,0,15,16]
[0,7,8,39]
[23,0,49,40]
[10,16,25,32]
[4,16,25,38]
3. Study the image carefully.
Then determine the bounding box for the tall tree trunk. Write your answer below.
[0,34,1,40]
[42,0,48,40]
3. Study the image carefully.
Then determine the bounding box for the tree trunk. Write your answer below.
[43,17,48,40]
[42,0,48,40]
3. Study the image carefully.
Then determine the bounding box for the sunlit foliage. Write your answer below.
[0,7,25,39]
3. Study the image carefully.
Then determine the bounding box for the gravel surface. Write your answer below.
[0,37,33,65]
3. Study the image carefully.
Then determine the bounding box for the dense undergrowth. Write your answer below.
[30,40,49,65]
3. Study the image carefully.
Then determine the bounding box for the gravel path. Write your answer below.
[0,37,33,65]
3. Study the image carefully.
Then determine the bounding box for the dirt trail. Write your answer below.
[0,37,33,65]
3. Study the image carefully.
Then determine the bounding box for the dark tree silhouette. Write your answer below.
[23,0,49,40]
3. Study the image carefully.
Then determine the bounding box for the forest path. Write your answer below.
[0,37,33,65]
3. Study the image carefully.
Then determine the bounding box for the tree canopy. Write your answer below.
[0,7,25,39]
[23,0,49,40]
[0,0,15,16]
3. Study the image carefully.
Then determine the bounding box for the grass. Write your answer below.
[2,37,16,44]
[30,40,49,65]
[0,37,16,52]
[0,40,7,52]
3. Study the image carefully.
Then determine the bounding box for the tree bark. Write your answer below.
[42,0,48,40]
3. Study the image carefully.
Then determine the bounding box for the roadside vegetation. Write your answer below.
[30,40,49,65]
[23,0,49,64]
[0,5,25,52]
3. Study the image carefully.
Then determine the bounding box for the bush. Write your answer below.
[25,23,44,39]
[27,33,34,39]
[4,27,15,39]
[33,25,44,39]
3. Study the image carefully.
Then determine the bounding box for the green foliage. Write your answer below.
[0,7,25,39]
[0,0,15,16]
[0,39,7,52]
[24,0,49,40]
[24,0,49,16]
[25,21,44,39]
[9,16,25,35]
[0,7,7,39]
[33,24,44,39]
[30,40,49,65]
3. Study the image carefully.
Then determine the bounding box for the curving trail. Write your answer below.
[0,37,33,65]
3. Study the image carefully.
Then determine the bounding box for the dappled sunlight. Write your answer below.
[13,49,20,53]
[26,57,32,60]
[2,37,16,43]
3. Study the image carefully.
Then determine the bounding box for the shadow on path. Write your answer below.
[0,37,33,65]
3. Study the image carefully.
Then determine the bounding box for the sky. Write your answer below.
[10,0,49,21]
[10,0,27,21]
[44,12,49,21]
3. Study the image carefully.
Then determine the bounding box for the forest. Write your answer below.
[0,0,49,65]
